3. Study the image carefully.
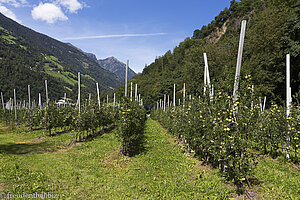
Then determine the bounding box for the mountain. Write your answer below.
[66,44,137,81]
[97,57,137,81]
[120,0,299,105]
[0,13,122,101]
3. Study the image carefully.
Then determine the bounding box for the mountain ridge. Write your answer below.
[67,44,137,81]
[97,56,137,81]
[0,13,122,100]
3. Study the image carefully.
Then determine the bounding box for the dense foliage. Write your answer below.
[151,77,299,186]
[116,98,147,156]
[122,0,299,106]
[0,97,147,157]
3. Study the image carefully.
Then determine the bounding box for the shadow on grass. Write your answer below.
[119,132,148,157]
[0,141,54,155]
[74,125,116,142]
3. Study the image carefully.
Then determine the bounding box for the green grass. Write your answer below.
[19,45,27,51]
[1,34,17,45]
[45,71,77,86]
[252,156,300,199]
[0,119,299,199]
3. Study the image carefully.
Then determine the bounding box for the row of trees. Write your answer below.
[151,78,299,188]
[0,97,147,156]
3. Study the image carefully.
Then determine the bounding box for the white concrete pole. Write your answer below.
[251,85,254,110]
[259,97,263,113]
[183,83,186,106]
[262,96,266,112]
[125,60,128,97]
[164,94,166,111]
[113,93,115,111]
[45,80,49,106]
[173,84,176,107]
[64,93,67,107]
[107,95,109,107]
[28,85,31,128]
[96,82,101,110]
[135,84,138,101]
[78,72,81,140]
[233,20,247,103]
[1,92,4,110]
[211,84,214,102]
[14,89,17,126]
[78,72,81,115]
[89,93,91,105]
[286,54,292,159]
[38,93,41,109]
[204,53,207,95]
[130,82,133,101]
[286,54,291,117]
[139,94,141,104]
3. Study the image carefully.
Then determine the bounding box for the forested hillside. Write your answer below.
[126,0,299,105]
[0,13,122,101]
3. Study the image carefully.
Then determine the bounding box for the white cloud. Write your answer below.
[0,0,28,7]
[31,3,68,24]
[61,33,167,40]
[57,0,82,13]
[0,5,19,22]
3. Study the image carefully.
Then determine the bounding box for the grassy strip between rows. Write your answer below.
[0,119,299,199]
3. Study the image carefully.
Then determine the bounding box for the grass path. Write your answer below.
[0,119,299,199]
[0,119,233,199]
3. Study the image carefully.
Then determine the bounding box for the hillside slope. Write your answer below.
[0,13,122,100]
[125,0,299,105]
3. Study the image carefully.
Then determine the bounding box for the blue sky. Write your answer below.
[0,0,232,72]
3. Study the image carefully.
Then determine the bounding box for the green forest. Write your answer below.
[123,0,299,106]
[0,13,122,101]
